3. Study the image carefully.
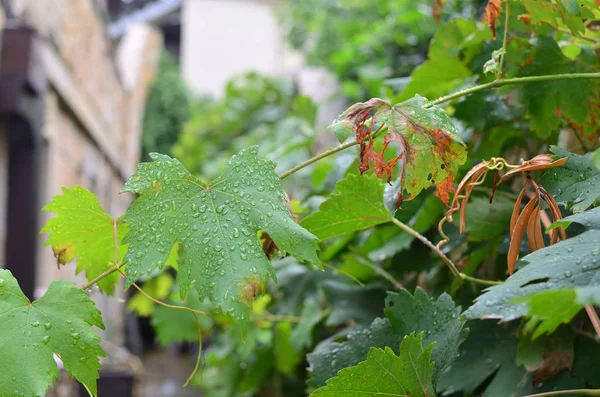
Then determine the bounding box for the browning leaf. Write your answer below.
[508,195,538,275]
[511,180,529,237]
[486,0,503,40]
[336,96,466,208]
[499,155,567,184]
[526,204,545,252]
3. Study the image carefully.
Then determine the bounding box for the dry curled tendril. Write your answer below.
[438,154,568,275]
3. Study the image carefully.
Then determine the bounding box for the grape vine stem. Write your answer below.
[523,389,600,397]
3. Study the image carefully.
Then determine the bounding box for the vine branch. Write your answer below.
[279,72,600,180]
[497,0,510,78]
[523,389,600,397]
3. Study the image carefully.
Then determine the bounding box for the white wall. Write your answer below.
[182,0,281,98]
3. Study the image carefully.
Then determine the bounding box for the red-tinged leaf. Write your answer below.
[508,195,538,275]
[335,95,466,208]
[486,0,503,40]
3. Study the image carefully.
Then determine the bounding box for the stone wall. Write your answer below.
[4,0,162,344]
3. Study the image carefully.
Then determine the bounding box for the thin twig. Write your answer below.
[497,0,510,78]
[183,312,203,387]
[349,250,402,289]
[584,305,600,339]
[80,262,126,291]
[523,389,600,397]
[556,26,598,43]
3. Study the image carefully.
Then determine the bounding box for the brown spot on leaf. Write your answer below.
[52,243,75,268]
[240,276,263,305]
[518,14,531,24]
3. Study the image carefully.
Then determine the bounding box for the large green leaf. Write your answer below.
[385,288,468,382]
[300,173,391,239]
[0,269,105,396]
[541,147,600,213]
[465,208,600,323]
[311,333,436,397]
[121,147,320,330]
[41,186,127,294]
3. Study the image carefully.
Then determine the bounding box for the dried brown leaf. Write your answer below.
[486,0,503,40]
[499,155,567,183]
[526,204,545,252]
[510,179,529,237]
[508,194,537,275]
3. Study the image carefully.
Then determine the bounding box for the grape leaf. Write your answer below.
[385,288,468,382]
[465,208,600,323]
[465,195,514,241]
[0,269,105,396]
[310,333,436,397]
[121,147,320,331]
[307,288,466,388]
[541,147,600,213]
[307,318,399,389]
[515,285,600,339]
[41,186,127,294]
[329,95,466,207]
[300,173,391,239]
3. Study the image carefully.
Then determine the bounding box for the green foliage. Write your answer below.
[0,269,105,396]
[172,73,316,178]
[14,1,600,395]
[141,52,190,159]
[311,333,436,397]
[301,174,391,239]
[42,186,127,294]
[121,147,320,331]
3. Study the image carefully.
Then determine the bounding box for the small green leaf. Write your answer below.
[41,186,127,294]
[291,298,324,350]
[121,147,320,331]
[515,285,600,339]
[311,333,436,397]
[541,147,600,212]
[0,269,105,396]
[301,174,391,239]
[307,318,399,389]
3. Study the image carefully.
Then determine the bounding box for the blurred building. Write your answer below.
[108,0,344,128]
[0,0,162,345]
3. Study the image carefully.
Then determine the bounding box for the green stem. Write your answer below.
[279,140,357,180]
[349,249,403,289]
[523,389,600,397]
[460,273,503,286]
[497,0,510,79]
[278,72,600,180]
[80,262,126,291]
[428,73,600,106]
[390,218,462,279]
